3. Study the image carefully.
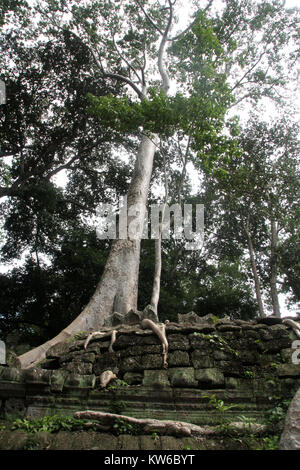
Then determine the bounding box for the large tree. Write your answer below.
[3,0,297,368]
[200,117,300,318]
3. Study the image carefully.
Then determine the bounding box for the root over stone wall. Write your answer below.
[0,315,300,449]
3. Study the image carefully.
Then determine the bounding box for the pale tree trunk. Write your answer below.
[150,143,168,316]
[270,218,281,317]
[18,134,158,368]
[244,221,265,318]
[17,1,173,369]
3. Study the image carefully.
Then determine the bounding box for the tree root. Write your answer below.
[84,329,117,352]
[282,318,300,339]
[84,331,106,350]
[84,319,169,367]
[140,319,169,368]
[73,410,266,437]
[99,370,117,388]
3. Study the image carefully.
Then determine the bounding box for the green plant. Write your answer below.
[261,435,280,450]
[237,415,259,433]
[23,436,39,450]
[109,399,126,414]
[194,333,239,357]
[0,425,6,431]
[12,415,86,434]
[266,400,291,424]
[113,418,138,436]
[202,394,239,413]
[67,331,87,343]
[118,379,129,387]
[244,370,254,379]
[107,384,117,390]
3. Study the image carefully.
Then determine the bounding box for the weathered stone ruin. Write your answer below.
[0,312,299,450]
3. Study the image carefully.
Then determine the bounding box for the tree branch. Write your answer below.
[134,0,164,35]
[112,34,143,85]
[45,155,79,180]
[168,0,214,41]
[158,0,173,93]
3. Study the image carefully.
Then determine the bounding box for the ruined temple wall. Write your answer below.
[0,318,300,424]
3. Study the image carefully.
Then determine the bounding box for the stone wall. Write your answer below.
[0,316,299,427]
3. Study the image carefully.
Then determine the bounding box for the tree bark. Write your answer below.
[17,1,173,369]
[244,224,265,318]
[74,410,266,437]
[17,133,158,369]
[150,144,168,317]
[270,218,281,317]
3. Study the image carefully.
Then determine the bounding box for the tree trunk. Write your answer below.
[270,218,281,317]
[17,133,158,369]
[18,1,173,369]
[244,226,265,318]
[150,144,168,317]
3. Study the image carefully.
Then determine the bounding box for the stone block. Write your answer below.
[161,436,184,450]
[195,368,225,387]
[64,373,96,390]
[119,434,140,450]
[0,430,29,450]
[168,350,190,367]
[0,366,23,382]
[119,356,143,373]
[63,361,93,375]
[189,334,214,352]
[168,367,198,388]
[141,354,163,369]
[140,435,162,450]
[281,348,294,363]
[23,368,51,385]
[277,364,300,378]
[50,370,69,392]
[123,372,143,385]
[50,431,77,450]
[191,350,215,368]
[168,334,190,351]
[93,352,120,375]
[143,370,171,388]
[88,432,118,450]
[4,397,26,419]
[217,325,242,333]
[46,341,69,359]
[213,350,231,361]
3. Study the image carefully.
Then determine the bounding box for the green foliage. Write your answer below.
[195,332,239,357]
[113,418,139,436]
[1,0,299,342]
[244,370,254,379]
[11,415,86,434]
[88,85,230,148]
[67,331,87,343]
[202,393,239,413]
[260,435,280,450]
[265,400,291,424]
